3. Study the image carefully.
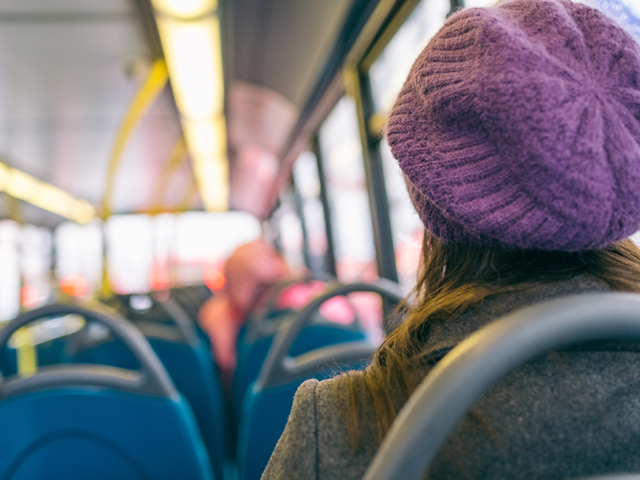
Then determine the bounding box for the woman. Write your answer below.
[263,0,640,478]
[199,240,291,378]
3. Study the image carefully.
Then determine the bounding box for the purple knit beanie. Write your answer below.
[387,0,640,251]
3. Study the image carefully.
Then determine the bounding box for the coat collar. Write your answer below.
[420,276,609,362]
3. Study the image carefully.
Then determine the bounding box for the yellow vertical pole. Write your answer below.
[15,327,37,377]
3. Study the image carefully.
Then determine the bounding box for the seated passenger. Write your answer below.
[199,239,356,381]
[263,0,640,478]
[198,240,290,378]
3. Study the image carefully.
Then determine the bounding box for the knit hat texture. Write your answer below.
[386,0,640,251]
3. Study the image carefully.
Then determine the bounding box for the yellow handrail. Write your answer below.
[100,59,169,296]
[100,60,169,219]
[15,327,37,377]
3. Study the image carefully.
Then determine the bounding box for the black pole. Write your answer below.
[347,67,398,283]
[291,178,312,272]
[312,137,338,278]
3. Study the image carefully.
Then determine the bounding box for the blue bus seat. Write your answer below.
[0,388,212,480]
[0,304,213,480]
[232,319,366,417]
[236,280,402,479]
[236,342,375,480]
[0,338,67,376]
[72,303,228,480]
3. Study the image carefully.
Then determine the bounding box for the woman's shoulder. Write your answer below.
[263,376,379,480]
[314,375,381,479]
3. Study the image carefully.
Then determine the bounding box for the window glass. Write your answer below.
[466,0,640,41]
[582,0,640,40]
[20,225,52,308]
[106,211,261,293]
[381,142,424,294]
[369,0,449,294]
[107,215,153,294]
[173,211,261,285]
[55,219,103,295]
[318,96,377,283]
[293,151,330,276]
[369,0,451,114]
[273,188,306,274]
[0,221,20,320]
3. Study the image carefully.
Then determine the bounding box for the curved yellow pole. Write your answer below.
[100,60,169,219]
[100,59,168,297]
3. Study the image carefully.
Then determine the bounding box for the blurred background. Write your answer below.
[0,0,635,321]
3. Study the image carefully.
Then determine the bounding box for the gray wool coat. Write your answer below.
[262,276,640,480]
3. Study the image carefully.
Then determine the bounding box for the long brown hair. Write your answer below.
[335,231,640,451]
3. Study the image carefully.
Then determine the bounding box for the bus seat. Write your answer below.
[235,280,401,405]
[72,298,228,480]
[237,341,376,480]
[232,313,366,419]
[0,304,213,480]
[0,312,88,376]
[232,280,380,411]
[236,280,402,480]
[362,293,640,480]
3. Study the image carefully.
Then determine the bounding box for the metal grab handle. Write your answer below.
[0,304,176,399]
[257,279,403,388]
[363,292,640,480]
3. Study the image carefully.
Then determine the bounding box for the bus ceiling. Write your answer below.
[0,0,366,227]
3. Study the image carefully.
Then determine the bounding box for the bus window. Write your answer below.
[369,0,450,115]
[368,0,450,293]
[271,188,306,275]
[107,215,154,293]
[0,221,21,320]
[55,220,103,296]
[293,151,330,276]
[20,225,53,308]
[106,211,262,294]
[585,0,640,40]
[318,97,377,283]
[174,211,261,286]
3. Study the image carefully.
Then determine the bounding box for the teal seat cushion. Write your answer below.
[0,388,213,480]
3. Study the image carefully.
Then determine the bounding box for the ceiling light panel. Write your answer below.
[152,0,217,19]
[154,6,228,211]
[0,163,95,224]
[156,17,224,120]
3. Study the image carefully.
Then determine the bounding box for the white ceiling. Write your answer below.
[0,0,361,226]
[0,0,193,225]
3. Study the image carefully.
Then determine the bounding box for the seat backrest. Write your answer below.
[72,297,228,480]
[232,311,365,415]
[362,293,640,480]
[232,279,398,410]
[236,341,376,480]
[236,279,403,480]
[257,279,402,390]
[0,304,213,480]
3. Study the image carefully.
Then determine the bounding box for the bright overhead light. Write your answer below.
[152,0,216,19]
[156,16,224,120]
[155,11,228,211]
[192,153,228,211]
[183,117,226,157]
[0,163,96,224]
[185,117,228,210]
